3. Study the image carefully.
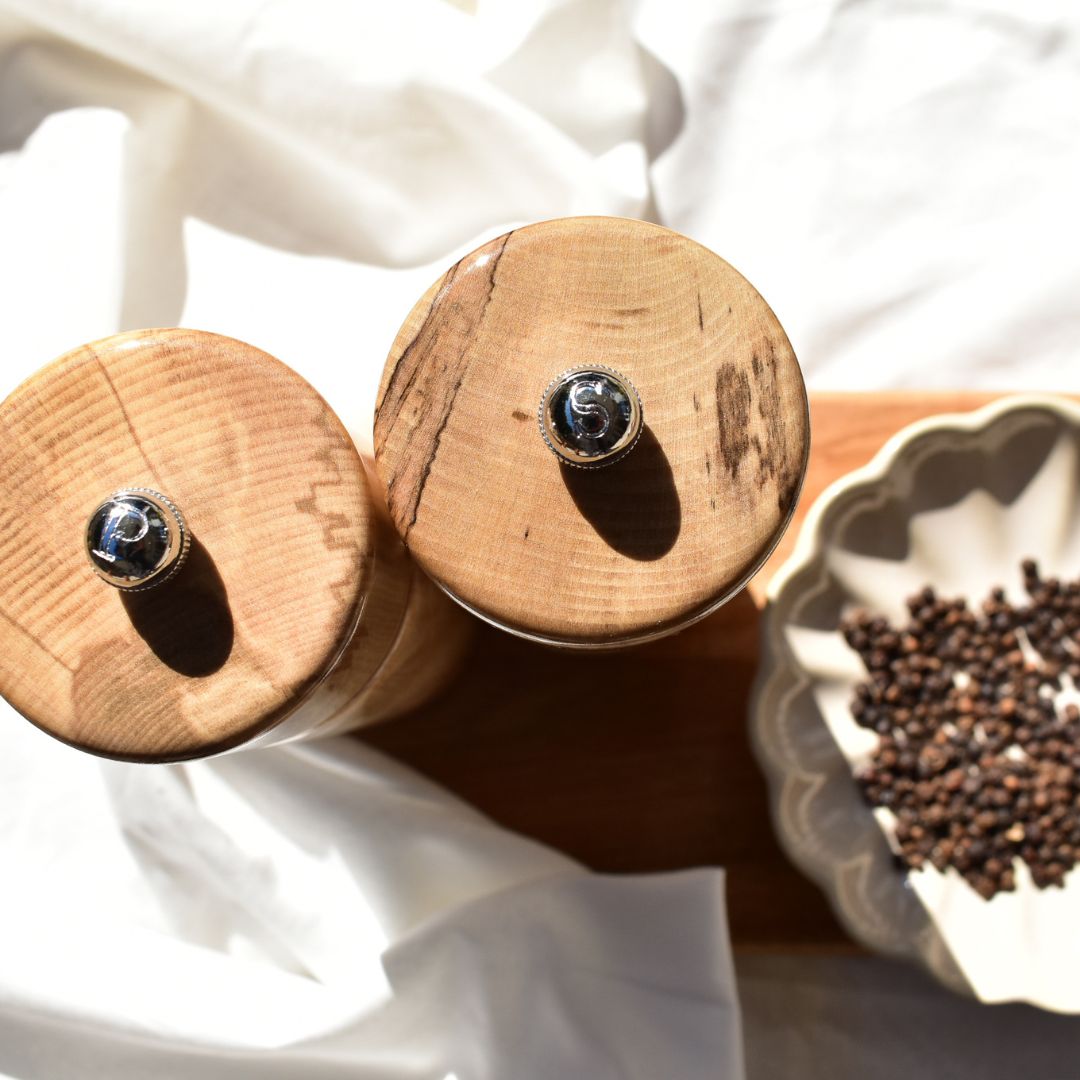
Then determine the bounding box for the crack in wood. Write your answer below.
[377,232,513,537]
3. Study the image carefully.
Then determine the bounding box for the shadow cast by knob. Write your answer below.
[561,425,681,560]
[122,537,234,676]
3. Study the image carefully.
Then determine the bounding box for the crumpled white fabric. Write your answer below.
[2,0,1080,1076]
[641,0,1080,394]
[0,1,744,1077]
[0,0,657,452]
[0,719,740,1077]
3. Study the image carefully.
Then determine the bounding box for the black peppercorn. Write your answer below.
[841,559,1080,900]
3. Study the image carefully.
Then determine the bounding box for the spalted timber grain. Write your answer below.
[0,329,467,761]
[374,217,809,647]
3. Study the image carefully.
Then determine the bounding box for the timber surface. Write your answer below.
[0,330,412,761]
[373,217,809,647]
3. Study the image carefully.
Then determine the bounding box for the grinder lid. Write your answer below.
[374,216,810,647]
[0,329,375,760]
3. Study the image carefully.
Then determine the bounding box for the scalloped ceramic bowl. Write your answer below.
[751,394,1080,1011]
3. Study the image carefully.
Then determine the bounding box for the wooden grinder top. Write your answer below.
[374,217,810,647]
[0,329,375,760]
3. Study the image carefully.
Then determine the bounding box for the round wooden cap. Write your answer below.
[374,217,810,647]
[0,329,375,760]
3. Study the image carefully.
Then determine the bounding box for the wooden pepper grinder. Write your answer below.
[374,217,810,647]
[0,329,469,761]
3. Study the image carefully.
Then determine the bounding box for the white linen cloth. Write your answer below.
[0,720,740,1078]
[1,0,1079,1076]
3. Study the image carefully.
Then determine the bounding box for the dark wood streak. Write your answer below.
[376,232,513,537]
[294,439,369,614]
[753,340,807,513]
[697,291,705,331]
[376,260,461,430]
[714,342,807,514]
[716,361,753,479]
[406,376,463,535]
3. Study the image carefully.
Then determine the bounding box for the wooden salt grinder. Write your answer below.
[374,217,810,647]
[0,329,469,761]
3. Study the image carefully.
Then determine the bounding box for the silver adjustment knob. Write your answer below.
[538,366,643,468]
[85,488,190,591]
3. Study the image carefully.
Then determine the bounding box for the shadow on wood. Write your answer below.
[122,537,234,677]
[560,424,681,560]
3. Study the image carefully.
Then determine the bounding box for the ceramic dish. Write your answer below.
[751,394,1080,1010]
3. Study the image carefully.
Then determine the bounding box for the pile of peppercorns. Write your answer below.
[841,559,1080,899]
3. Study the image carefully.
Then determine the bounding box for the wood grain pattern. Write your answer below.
[374,217,809,647]
[0,330,467,761]
[366,392,1060,948]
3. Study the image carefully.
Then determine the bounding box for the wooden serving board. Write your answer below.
[361,392,1056,950]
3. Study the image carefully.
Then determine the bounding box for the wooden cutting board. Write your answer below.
[361,392,1062,950]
